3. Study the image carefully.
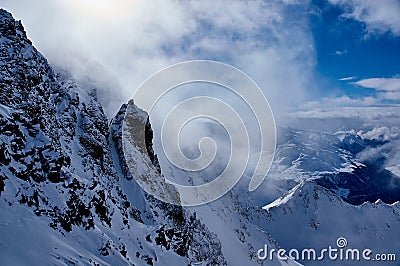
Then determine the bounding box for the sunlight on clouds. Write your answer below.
[70,0,132,19]
[1,0,316,119]
[75,0,117,16]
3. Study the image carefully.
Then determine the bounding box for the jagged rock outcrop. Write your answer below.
[1,8,399,266]
[0,9,225,265]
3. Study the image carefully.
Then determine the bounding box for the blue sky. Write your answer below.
[311,0,400,100]
[313,1,400,78]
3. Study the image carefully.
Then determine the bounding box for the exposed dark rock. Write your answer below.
[0,8,226,265]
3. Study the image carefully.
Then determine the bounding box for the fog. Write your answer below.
[2,0,399,198]
[1,0,317,119]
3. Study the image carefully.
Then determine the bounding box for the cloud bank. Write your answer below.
[1,0,316,119]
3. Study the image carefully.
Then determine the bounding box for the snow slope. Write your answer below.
[263,181,400,265]
[0,8,399,266]
[0,9,224,265]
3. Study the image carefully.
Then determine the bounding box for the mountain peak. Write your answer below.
[0,8,13,21]
[0,9,29,43]
[0,8,226,264]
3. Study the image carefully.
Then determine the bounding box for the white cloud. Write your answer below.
[353,78,400,91]
[328,0,400,36]
[358,126,400,141]
[301,95,378,109]
[378,91,400,101]
[1,0,316,119]
[356,137,400,177]
[1,1,322,187]
[338,76,356,81]
[335,49,347,56]
[285,105,400,135]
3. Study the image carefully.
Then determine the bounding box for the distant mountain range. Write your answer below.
[0,9,398,265]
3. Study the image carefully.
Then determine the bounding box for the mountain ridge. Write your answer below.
[0,8,399,266]
[0,9,225,265]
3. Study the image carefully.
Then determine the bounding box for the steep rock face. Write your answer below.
[0,9,224,265]
[110,102,226,265]
[112,103,299,266]
[1,8,399,266]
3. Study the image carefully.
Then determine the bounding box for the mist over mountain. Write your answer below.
[0,9,399,266]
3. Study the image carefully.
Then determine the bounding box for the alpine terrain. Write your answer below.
[0,9,399,266]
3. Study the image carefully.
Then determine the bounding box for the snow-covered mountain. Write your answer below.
[267,127,400,205]
[0,9,399,266]
[263,181,400,265]
[0,9,224,265]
